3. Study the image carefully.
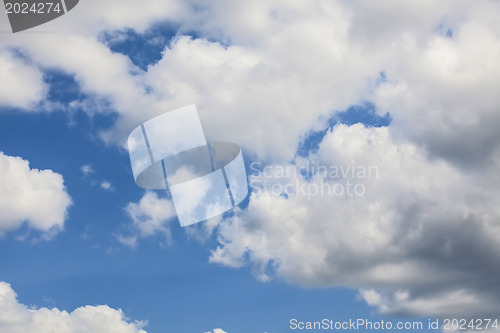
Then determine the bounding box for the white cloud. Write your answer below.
[0,51,45,110]
[0,152,72,239]
[100,180,114,191]
[1,0,498,163]
[54,0,189,34]
[0,281,147,333]
[120,191,176,247]
[372,11,500,168]
[212,329,227,333]
[80,164,94,177]
[80,166,114,191]
[116,234,138,249]
[0,280,229,333]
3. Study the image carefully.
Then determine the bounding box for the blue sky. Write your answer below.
[1,1,500,332]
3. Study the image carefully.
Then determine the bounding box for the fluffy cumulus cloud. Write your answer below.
[119,191,176,248]
[0,51,45,109]
[0,281,233,333]
[0,152,72,238]
[1,0,500,321]
[211,124,500,317]
[0,281,147,333]
[0,281,229,333]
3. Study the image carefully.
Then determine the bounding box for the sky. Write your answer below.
[1,0,500,332]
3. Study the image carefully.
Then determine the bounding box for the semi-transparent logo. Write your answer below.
[128,105,249,227]
[3,0,79,33]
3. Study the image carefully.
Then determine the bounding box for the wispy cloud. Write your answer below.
[80,164,95,177]
[100,180,114,191]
